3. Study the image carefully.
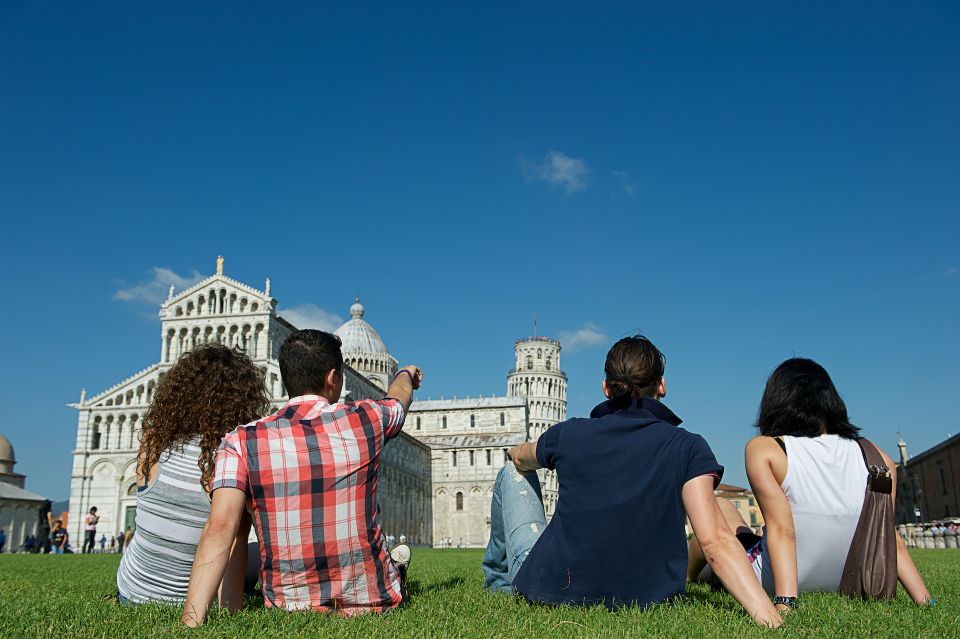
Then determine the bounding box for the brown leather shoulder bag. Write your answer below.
[839,438,898,600]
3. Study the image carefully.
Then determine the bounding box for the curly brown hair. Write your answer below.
[138,343,269,490]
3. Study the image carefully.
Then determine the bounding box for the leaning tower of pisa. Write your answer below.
[506,336,567,518]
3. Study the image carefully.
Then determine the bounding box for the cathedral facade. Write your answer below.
[68,259,567,548]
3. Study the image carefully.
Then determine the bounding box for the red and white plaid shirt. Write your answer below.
[212,395,406,616]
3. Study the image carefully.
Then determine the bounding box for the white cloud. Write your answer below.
[947,266,958,276]
[278,304,344,332]
[613,170,635,196]
[114,267,204,306]
[522,150,589,194]
[558,323,608,352]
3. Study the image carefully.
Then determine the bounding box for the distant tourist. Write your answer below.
[83,507,100,554]
[482,335,782,627]
[687,358,933,608]
[110,536,116,552]
[50,519,68,555]
[116,343,269,605]
[99,535,107,552]
[182,330,422,626]
[0,528,6,553]
[116,532,125,554]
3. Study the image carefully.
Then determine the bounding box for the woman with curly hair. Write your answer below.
[117,343,269,605]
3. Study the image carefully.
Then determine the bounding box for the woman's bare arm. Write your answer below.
[877,446,932,605]
[745,436,797,609]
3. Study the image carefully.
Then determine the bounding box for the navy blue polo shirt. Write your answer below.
[512,396,723,609]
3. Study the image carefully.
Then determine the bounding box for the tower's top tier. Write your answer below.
[512,336,564,376]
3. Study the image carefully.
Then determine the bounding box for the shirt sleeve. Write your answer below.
[535,421,565,470]
[684,433,724,487]
[374,398,406,440]
[210,430,249,494]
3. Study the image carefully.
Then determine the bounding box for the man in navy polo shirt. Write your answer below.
[482,335,781,627]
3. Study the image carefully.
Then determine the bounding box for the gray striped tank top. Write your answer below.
[116,440,211,603]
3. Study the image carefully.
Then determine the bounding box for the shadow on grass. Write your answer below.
[406,576,466,597]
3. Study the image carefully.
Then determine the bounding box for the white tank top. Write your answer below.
[755,435,868,594]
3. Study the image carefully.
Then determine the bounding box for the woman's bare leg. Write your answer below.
[687,497,752,582]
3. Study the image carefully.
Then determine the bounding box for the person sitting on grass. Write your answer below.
[482,335,782,627]
[49,518,68,555]
[181,329,422,626]
[115,343,269,605]
[686,358,933,610]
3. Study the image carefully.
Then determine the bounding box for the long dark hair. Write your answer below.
[138,344,269,489]
[756,358,860,439]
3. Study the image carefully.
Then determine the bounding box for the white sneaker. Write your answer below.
[390,543,411,570]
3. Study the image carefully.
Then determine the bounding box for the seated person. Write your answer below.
[182,329,422,626]
[483,335,781,627]
[116,343,268,605]
[687,358,932,610]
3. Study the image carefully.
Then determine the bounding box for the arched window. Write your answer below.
[486,449,491,465]
[503,448,508,462]
[469,451,475,466]
[455,492,464,511]
[525,356,533,370]
[442,416,447,429]
[500,412,505,426]
[470,414,475,428]
[416,416,421,430]
[537,349,542,359]
[545,357,552,370]
[452,451,457,467]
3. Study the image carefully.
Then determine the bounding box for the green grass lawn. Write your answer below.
[0,549,955,638]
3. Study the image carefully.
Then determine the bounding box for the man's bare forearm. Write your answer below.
[386,366,422,412]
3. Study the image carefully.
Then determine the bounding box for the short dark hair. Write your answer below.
[89,507,97,513]
[604,335,665,399]
[279,330,344,398]
[756,358,860,439]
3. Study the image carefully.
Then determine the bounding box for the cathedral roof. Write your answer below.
[0,482,46,502]
[415,433,527,449]
[334,297,392,357]
[409,396,526,412]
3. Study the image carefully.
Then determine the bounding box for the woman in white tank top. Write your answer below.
[116,344,269,605]
[689,358,931,612]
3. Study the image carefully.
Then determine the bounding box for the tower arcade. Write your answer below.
[506,337,567,517]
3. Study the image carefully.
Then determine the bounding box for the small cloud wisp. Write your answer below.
[278,305,344,332]
[522,150,589,194]
[558,323,609,352]
[114,267,204,306]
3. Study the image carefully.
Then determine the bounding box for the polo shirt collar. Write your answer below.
[283,395,329,409]
[589,395,682,426]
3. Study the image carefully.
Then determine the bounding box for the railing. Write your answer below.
[514,337,560,346]
[507,368,567,378]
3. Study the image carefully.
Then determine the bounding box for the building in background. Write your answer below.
[68,258,568,549]
[67,259,431,547]
[507,337,567,518]
[0,434,48,552]
[716,483,764,530]
[896,434,960,524]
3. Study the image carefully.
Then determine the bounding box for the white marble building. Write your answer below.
[0,434,48,552]
[67,259,431,546]
[69,258,569,550]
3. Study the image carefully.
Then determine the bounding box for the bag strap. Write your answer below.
[854,438,893,495]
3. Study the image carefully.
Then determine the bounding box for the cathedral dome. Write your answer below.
[0,434,14,474]
[0,434,13,463]
[335,297,391,356]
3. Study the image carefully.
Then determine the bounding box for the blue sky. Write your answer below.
[1,2,957,501]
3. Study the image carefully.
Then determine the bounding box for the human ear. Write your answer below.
[602,380,612,398]
[657,377,666,399]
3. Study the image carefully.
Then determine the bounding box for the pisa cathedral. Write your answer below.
[68,259,567,548]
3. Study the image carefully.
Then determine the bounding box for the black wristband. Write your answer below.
[772,596,798,609]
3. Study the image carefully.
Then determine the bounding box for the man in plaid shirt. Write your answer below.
[182,329,422,625]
